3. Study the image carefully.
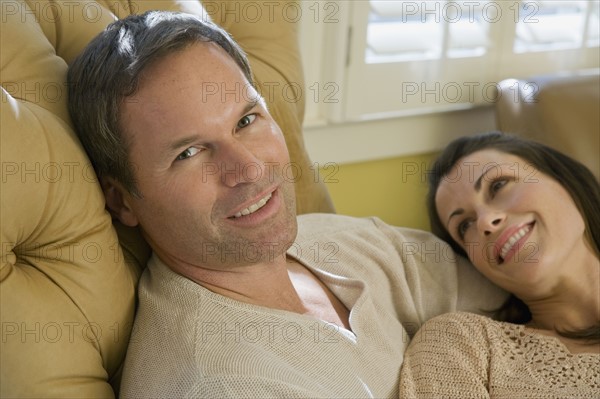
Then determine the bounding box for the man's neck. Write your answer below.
[175,255,305,312]
[162,253,351,329]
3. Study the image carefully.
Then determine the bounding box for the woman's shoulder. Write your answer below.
[409,312,493,345]
[404,312,496,372]
[415,312,599,356]
[411,312,520,347]
[420,311,498,330]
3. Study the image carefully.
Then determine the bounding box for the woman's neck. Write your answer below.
[525,256,599,334]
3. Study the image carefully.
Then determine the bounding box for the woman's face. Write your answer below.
[435,149,592,298]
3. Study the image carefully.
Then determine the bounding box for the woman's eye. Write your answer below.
[237,114,256,129]
[490,178,508,194]
[457,220,473,239]
[176,147,201,161]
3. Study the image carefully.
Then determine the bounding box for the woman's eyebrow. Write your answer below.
[445,168,492,227]
[446,208,464,228]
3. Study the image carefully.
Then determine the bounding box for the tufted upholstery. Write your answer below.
[0,1,334,396]
[495,70,600,178]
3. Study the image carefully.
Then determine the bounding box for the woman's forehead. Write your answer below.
[435,150,525,212]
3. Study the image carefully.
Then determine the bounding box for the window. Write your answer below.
[330,1,600,121]
[367,1,491,63]
[514,1,599,52]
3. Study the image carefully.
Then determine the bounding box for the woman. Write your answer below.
[399,132,599,398]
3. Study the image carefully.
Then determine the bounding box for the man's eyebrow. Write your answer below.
[240,96,261,116]
[164,97,263,154]
[166,135,201,153]
[445,169,488,227]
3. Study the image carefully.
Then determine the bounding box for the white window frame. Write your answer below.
[299,1,600,163]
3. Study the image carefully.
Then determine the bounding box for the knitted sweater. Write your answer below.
[399,312,600,398]
[120,214,507,398]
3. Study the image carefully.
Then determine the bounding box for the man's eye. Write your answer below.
[176,147,201,161]
[237,114,256,129]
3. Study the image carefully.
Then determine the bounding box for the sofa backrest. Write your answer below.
[495,71,600,178]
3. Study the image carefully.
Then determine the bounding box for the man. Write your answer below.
[68,11,505,398]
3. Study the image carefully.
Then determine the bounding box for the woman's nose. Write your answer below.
[477,210,505,236]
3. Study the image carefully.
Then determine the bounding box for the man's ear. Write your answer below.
[100,176,139,227]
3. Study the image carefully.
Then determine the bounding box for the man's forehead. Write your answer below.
[121,67,263,146]
[124,41,257,108]
[134,41,245,90]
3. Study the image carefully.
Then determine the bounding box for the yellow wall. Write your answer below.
[323,152,438,231]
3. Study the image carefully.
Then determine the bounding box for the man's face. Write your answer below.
[116,42,297,271]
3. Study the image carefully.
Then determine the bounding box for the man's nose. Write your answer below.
[219,142,262,187]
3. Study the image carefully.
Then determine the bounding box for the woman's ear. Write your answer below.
[100,177,139,227]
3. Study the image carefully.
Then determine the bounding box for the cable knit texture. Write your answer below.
[400,312,600,398]
[119,214,507,398]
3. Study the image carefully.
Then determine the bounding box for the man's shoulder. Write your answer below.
[295,213,448,250]
[294,214,395,251]
[296,213,372,236]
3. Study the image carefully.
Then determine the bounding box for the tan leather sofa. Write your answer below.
[1,1,334,396]
[495,70,600,178]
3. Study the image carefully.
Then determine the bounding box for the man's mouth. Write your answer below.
[231,192,273,218]
[497,222,534,264]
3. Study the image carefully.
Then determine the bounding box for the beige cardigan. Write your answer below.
[121,214,506,397]
[400,312,600,398]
